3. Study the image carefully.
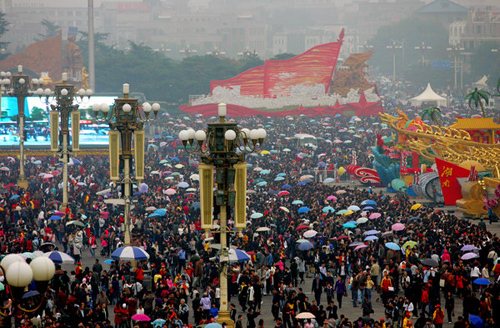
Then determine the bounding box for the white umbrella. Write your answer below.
[256,227,271,232]
[190,174,199,181]
[296,312,315,319]
[303,230,318,238]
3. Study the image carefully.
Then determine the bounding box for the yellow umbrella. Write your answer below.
[174,164,184,169]
[279,206,290,213]
[411,203,422,211]
[260,150,270,155]
[342,210,354,216]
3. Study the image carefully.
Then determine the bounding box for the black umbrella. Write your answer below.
[420,258,439,267]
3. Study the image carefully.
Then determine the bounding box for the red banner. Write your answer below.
[435,158,471,205]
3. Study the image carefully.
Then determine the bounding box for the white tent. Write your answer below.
[473,75,488,88]
[410,83,447,107]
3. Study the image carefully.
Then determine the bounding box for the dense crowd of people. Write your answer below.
[0,94,499,328]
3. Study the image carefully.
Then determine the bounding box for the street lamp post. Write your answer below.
[0,255,55,327]
[447,44,464,89]
[3,66,43,189]
[178,103,267,328]
[38,73,93,212]
[386,41,402,82]
[94,83,160,245]
[415,41,432,66]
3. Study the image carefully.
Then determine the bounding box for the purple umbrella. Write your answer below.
[139,183,149,193]
[460,245,478,252]
[462,252,479,260]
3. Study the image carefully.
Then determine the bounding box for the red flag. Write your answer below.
[435,158,471,205]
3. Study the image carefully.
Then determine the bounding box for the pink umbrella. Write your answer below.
[327,195,337,201]
[392,223,405,231]
[43,174,54,179]
[279,191,290,196]
[164,188,176,195]
[131,313,151,322]
[369,212,381,219]
[355,244,368,251]
[100,211,109,219]
[52,170,61,175]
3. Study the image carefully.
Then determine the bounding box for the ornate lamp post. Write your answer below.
[447,44,465,89]
[37,72,93,211]
[178,103,266,328]
[94,83,160,245]
[2,66,43,189]
[415,41,432,66]
[0,255,55,327]
[386,41,402,82]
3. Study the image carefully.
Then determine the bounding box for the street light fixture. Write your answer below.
[386,41,402,82]
[94,83,160,245]
[415,41,432,66]
[0,255,55,323]
[1,66,43,189]
[38,72,93,212]
[178,103,266,328]
[447,44,465,89]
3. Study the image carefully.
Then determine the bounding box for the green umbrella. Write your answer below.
[170,172,181,176]
[66,220,85,227]
[403,240,418,249]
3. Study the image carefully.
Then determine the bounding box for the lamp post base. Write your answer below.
[216,311,235,328]
[59,203,68,213]
[17,179,28,189]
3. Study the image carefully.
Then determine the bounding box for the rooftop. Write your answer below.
[450,117,500,130]
[415,0,468,14]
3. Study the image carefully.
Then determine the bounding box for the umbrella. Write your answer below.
[250,213,264,219]
[296,312,315,319]
[20,252,36,259]
[9,195,20,200]
[279,206,289,213]
[228,249,250,262]
[381,231,393,237]
[349,242,364,247]
[303,230,318,238]
[205,324,223,328]
[154,208,167,216]
[278,191,290,196]
[337,209,350,215]
[54,211,65,216]
[104,259,115,265]
[323,178,335,184]
[473,278,490,285]
[322,206,335,213]
[355,244,368,251]
[385,242,400,251]
[282,184,292,189]
[296,225,309,231]
[402,241,418,249]
[461,245,478,251]
[356,217,369,224]
[260,170,271,175]
[300,175,314,181]
[348,205,361,212]
[469,315,484,328]
[145,206,157,211]
[43,174,54,179]
[363,206,376,211]
[298,207,310,213]
[0,282,4,291]
[256,227,271,232]
[392,223,405,231]
[337,235,349,240]
[296,239,310,244]
[49,215,62,220]
[178,182,189,188]
[364,230,379,235]
[152,319,167,328]
[343,222,357,228]
[190,174,199,181]
[364,236,378,241]
[327,195,337,201]
[132,314,151,322]
[112,246,150,261]
[420,258,439,267]
[43,251,75,264]
[292,200,304,205]
[22,290,40,299]
[361,200,377,206]
[277,173,287,177]
[275,177,285,181]
[164,188,177,195]
[462,252,479,260]
[411,203,422,211]
[369,213,381,219]
[298,241,314,251]
[256,181,267,187]
[66,220,85,227]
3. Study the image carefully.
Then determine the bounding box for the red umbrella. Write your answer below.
[278,191,290,196]
[337,235,349,240]
[131,314,151,322]
[296,225,309,231]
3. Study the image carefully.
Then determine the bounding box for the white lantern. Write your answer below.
[0,254,24,271]
[30,257,55,281]
[6,261,33,287]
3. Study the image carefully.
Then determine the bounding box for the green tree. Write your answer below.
[30,107,46,121]
[420,107,443,127]
[270,53,297,60]
[36,19,60,41]
[465,87,490,117]
[0,12,10,61]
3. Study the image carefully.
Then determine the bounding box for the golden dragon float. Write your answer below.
[380,110,500,218]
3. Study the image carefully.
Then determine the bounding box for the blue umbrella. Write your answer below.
[317,161,326,167]
[170,157,179,162]
[43,251,75,263]
[277,173,286,177]
[148,213,161,218]
[250,213,264,219]
[22,290,40,299]
[385,242,400,251]
[49,215,62,220]
[363,206,375,211]
[282,184,292,189]
[322,206,335,213]
[104,259,115,264]
[133,192,143,196]
[154,209,167,216]
[247,163,253,167]
[364,235,379,241]
[9,195,20,200]
[469,315,484,328]
[205,323,222,328]
[298,241,314,251]
[257,181,267,187]
[473,278,490,285]
[69,158,82,165]
[274,177,285,181]
[228,249,251,262]
[112,246,150,261]
[297,182,307,186]
[361,200,377,206]
[292,200,304,205]
[343,223,357,228]
[298,207,310,213]
[364,230,380,235]
[260,170,271,175]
